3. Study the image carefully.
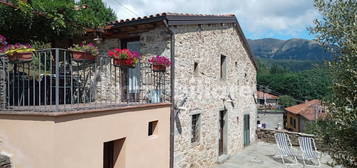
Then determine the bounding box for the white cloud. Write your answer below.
[103,0,319,38]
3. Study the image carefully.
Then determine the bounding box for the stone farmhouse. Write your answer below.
[98,12,257,168]
[0,12,257,168]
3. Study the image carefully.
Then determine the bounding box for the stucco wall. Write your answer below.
[0,105,171,168]
[171,23,257,168]
[286,112,300,132]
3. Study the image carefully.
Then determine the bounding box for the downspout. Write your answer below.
[163,19,175,168]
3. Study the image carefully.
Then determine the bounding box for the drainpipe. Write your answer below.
[163,19,175,168]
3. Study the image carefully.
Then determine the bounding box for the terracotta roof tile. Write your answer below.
[257,91,278,99]
[107,12,236,25]
[285,99,325,120]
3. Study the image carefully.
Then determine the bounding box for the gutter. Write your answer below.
[163,19,175,168]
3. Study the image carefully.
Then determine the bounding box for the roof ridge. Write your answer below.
[107,12,236,25]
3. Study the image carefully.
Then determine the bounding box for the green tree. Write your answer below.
[309,0,357,167]
[278,95,296,107]
[0,0,116,46]
[77,0,116,28]
[257,62,332,101]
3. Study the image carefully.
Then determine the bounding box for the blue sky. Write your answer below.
[103,0,319,40]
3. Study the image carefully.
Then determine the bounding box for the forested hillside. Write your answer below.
[250,38,333,102]
[257,60,332,102]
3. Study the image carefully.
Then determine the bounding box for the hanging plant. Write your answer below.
[148,55,171,72]
[107,48,141,68]
[2,43,35,63]
[69,43,99,62]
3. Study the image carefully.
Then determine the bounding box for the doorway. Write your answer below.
[120,38,141,102]
[244,114,250,146]
[103,138,126,168]
[219,110,227,156]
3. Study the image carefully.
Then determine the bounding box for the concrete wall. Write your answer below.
[0,104,171,168]
[257,112,284,129]
[172,23,257,168]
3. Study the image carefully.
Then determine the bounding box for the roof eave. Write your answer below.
[111,16,167,29]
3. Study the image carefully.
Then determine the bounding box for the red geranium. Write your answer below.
[108,48,141,67]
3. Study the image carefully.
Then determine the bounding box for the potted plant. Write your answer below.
[3,43,35,63]
[148,55,171,72]
[107,48,140,68]
[69,43,99,62]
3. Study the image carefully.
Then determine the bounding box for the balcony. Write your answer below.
[0,48,171,112]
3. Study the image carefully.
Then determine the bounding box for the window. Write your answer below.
[191,114,201,143]
[220,55,227,79]
[120,37,141,102]
[290,117,293,125]
[293,119,296,129]
[148,120,158,136]
[194,62,199,76]
[103,138,125,168]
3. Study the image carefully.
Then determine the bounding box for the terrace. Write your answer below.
[215,142,336,168]
[0,48,171,113]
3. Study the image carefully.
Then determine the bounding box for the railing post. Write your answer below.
[0,55,7,109]
[55,49,60,111]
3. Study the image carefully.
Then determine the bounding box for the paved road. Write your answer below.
[215,142,339,168]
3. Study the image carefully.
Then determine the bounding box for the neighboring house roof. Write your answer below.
[285,99,325,121]
[105,12,257,70]
[257,91,278,99]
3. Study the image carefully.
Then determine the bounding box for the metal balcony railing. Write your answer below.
[0,48,170,112]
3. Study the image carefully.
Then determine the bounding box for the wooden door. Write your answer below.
[219,110,227,155]
[244,114,250,146]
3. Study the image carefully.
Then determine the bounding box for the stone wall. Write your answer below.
[96,26,171,103]
[96,23,257,168]
[0,154,11,168]
[256,128,325,150]
[0,138,11,168]
[172,23,257,168]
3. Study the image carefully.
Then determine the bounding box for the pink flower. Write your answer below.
[148,55,171,67]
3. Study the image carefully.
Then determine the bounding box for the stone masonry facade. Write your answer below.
[97,22,257,168]
[172,23,257,168]
[96,27,171,103]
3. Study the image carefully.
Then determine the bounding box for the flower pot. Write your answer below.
[8,52,33,63]
[113,59,135,68]
[72,51,96,62]
[152,64,166,72]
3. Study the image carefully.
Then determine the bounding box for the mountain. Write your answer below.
[248,38,332,61]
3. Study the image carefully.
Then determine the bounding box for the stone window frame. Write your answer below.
[191,112,201,145]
